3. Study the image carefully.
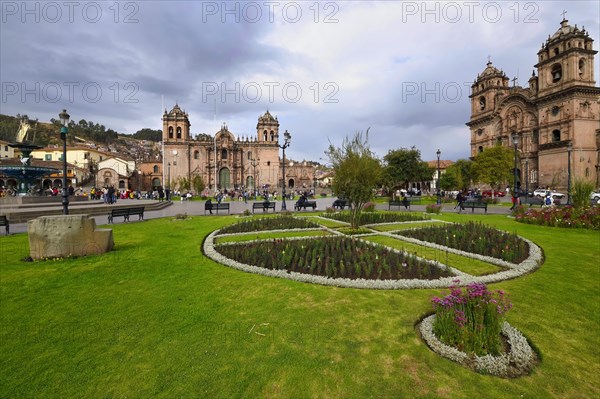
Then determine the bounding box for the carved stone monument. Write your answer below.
[28,215,114,259]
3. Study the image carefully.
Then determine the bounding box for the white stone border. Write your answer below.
[419,314,536,377]
[202,220,543,289]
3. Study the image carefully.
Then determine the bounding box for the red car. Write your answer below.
[481,190,505,197]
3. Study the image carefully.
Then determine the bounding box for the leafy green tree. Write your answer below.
[325,130,382,229]
[192,174,206,195]
[383,147,433,192]
[472,146,513,198]
[439,172,458,191]
[444,159,475,191]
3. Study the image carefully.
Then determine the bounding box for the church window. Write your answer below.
[477,129,483,136]
[168,127,173,139]
[194,150,200,160]
[532,129,539,144]
[585,168,590,177]
[153,165,159,173]
[496,137,503,145]
[221,149,228,160]
[478,146,484,153]
[553,48,559,56]
[270,131,274,141]
[478,96,486,110]
[551,64,562,83]
[552,129,561,142]
[247,151,252,160]
[551,106,560,116]
[176,127,182,139]
[267,161,271,166]
[263,130,268,141]
[579,59,585,77]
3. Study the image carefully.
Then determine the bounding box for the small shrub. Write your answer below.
[243,209,251,216]
[572,179,594,209]
[425,204,442,214]
[325,207,335,214]
[362,202,376,212]
[174,213,188,220]
[432,282,512,356]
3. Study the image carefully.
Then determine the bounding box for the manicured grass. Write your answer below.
[214,230,331,244]
[363,235,502,276]
[0,213,599,398]
[300,216,349,228]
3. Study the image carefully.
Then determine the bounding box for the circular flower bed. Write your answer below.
[202,217,544,289]
[419,314,537,377]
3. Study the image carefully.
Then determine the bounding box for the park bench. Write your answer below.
[204,202,230,214]
[108,206,145,223]
[0,215,9,235]
[520,197,544,207]
[294,200,317,211]
[389,196,421,211]
[252,201,276,213]
[460,199,488,213]
[332,199,349,209]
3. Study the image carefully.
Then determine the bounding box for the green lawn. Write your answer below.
[0,213,599,398]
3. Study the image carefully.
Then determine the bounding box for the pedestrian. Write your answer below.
[205,198,213,214]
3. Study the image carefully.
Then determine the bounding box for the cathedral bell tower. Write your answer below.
[256,110,279,143]
[535,18,597,97]
[162,103,191,143]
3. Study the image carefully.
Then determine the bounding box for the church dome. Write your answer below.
[480,61,503,78]
[259,110,277,122]
[547,19,587,44]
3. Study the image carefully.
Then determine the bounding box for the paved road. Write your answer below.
[3,197,512,235]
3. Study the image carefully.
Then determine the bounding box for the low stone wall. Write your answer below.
[1,196,91,205]
[28,215,114,259]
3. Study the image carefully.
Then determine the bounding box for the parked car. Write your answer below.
[533,189,565,199]
[481,190,505,197]
[590,192,600,201]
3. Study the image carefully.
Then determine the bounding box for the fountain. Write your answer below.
[0,118,59,202]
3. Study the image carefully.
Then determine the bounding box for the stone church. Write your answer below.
[467,17,600,191]
[161,105,314,193]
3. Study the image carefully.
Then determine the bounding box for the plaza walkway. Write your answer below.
[2,197,513,235]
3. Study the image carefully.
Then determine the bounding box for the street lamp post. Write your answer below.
[525,159,529,198]
[167,162,171,191]
[436,149,441,205]
[250,158,259,199]
[511,132,520,209]
[567,141,572,205]
[59,109,70,215]
[279,130,291,211]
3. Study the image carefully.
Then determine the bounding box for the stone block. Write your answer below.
[28,215,114,260]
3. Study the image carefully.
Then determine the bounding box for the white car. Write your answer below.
[533,189,565,199]
[591,192,600,201]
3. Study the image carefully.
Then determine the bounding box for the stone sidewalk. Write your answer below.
[2,197,512,235]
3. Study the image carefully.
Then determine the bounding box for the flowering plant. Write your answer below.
[432,281,512,356]
[514,205,600,230]
[425,204,442,214]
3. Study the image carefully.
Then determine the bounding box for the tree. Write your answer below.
[472,146,513,199]
[133,128,162,142]
[192,174,205,195]
[444,159,475,191]
[439,172,458,191]
[383,147,434,192]
[325,130,382,229]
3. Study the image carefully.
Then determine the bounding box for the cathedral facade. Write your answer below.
[467,18,600,190]
[161,105,314,193]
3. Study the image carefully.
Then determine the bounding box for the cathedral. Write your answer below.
[161,105,315,193]
[467,17,600,191]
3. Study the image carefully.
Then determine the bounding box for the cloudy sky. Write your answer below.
[1,1,598,162]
